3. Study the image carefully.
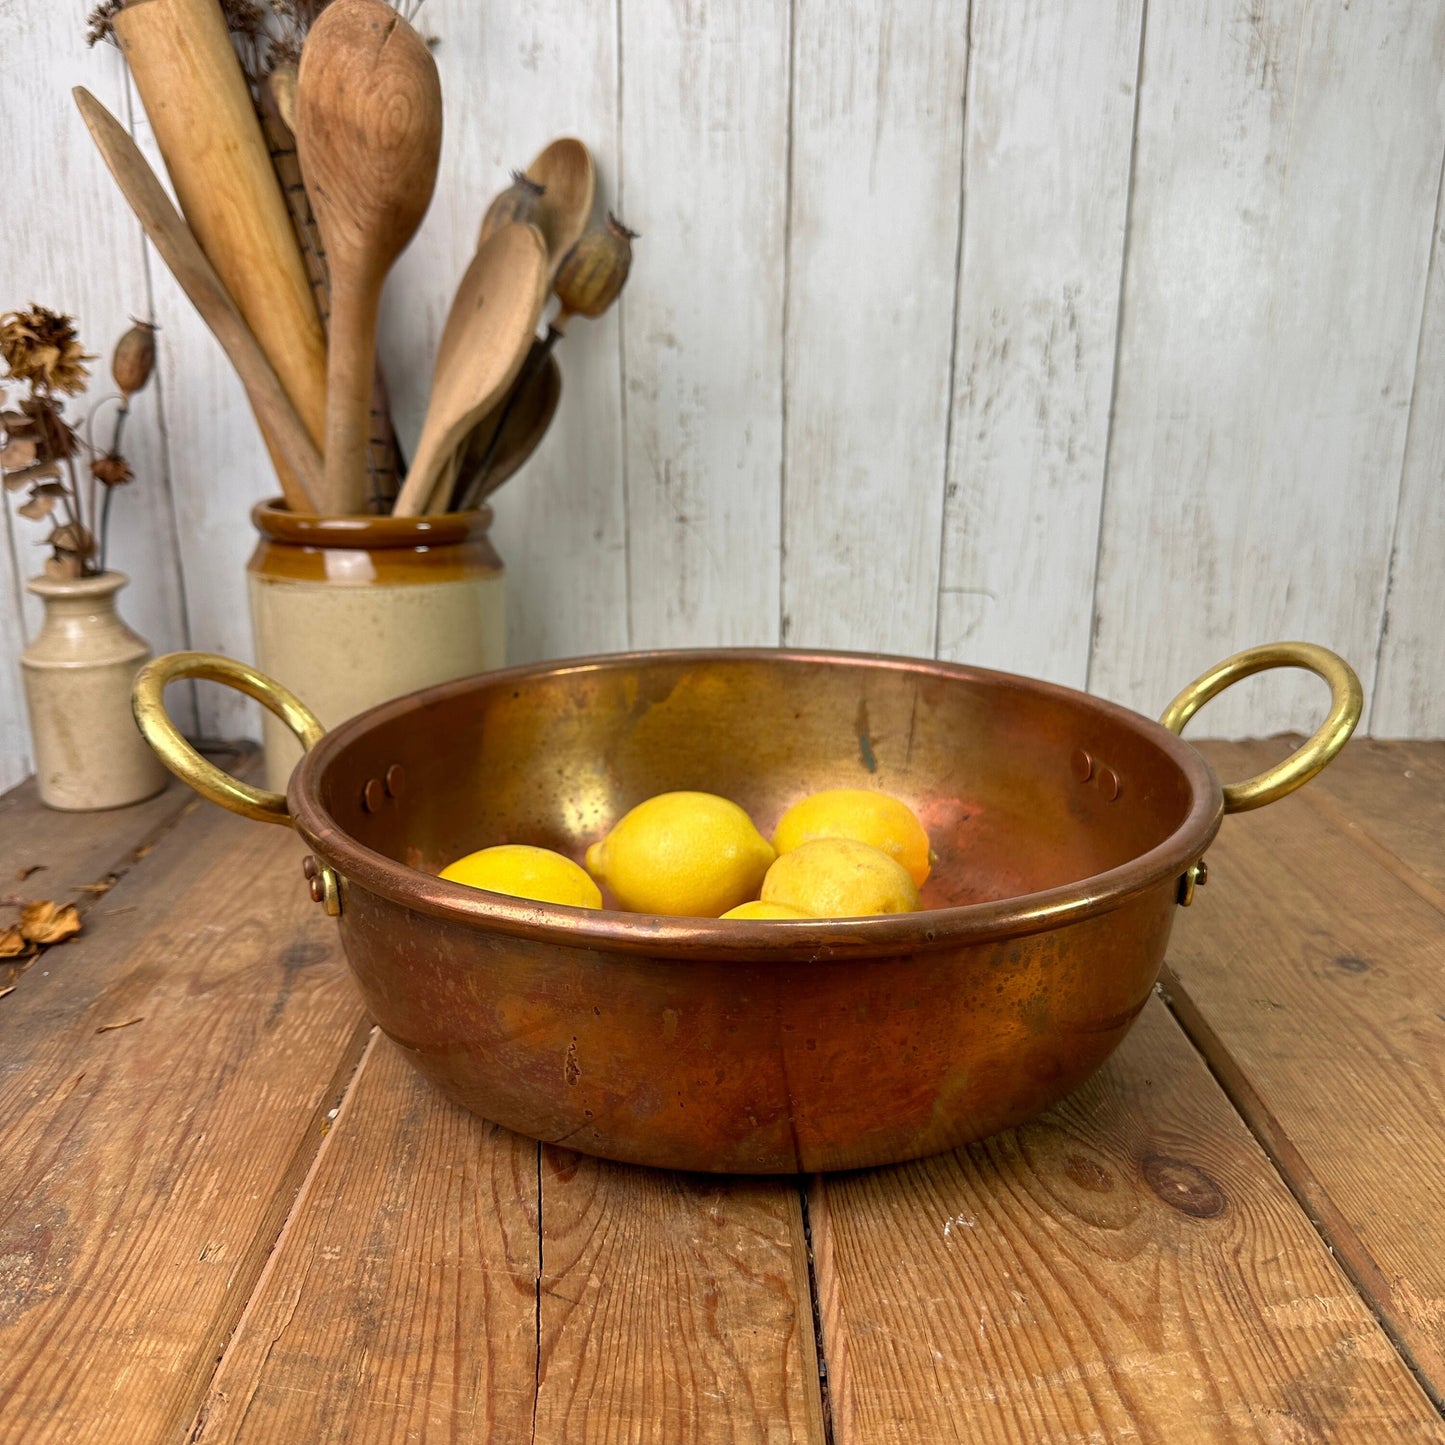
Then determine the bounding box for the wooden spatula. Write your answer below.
[391,223,550,517]
[74,87,322,512]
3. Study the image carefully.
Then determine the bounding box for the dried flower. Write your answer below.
[478,171,547,248]
[0,925,28,959]
[86,0,123,47]
[0,307,94,396]
[553,213,638,332]
[91,454,134,489]
[19,900,82,946]
[111,321,156,398]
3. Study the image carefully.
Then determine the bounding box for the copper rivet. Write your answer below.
[1099,767,1121,801]
[363,778,385,813]
[1070,748,1093,782]
[385,763,406,798]
[301,854,318,880]
[308,876,325,904]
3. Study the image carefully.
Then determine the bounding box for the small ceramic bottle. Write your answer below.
[21,571,168,810]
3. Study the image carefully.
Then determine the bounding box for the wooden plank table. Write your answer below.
[1,741,1442,1443]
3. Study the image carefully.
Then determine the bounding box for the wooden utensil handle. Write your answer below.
[74,87,322,513]
[323,282,380,515]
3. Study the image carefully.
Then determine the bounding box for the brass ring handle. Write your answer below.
[1160,642,1363,813]
[131,651,325,827]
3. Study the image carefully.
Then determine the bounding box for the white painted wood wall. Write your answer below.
[3,0,1443,794]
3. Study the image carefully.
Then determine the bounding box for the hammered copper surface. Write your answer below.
[289,649,1223,1172]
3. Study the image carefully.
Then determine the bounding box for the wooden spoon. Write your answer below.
[296,0,441,514]
[480,138,595,282]
[74,87,322,512]
[448,346,563,510]
[391,223,550,517]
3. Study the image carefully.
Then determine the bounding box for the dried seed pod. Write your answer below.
[553,213,637,332]
[111,320,156,398]
[478,171,547,248]
[91,453,134,488]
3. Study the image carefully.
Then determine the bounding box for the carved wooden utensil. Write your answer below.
[480,138,596,281]
[391,224,550,517]
[448,345,563,511]
[74,87,322,513]
[296,0,442,514]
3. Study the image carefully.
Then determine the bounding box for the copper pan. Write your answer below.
[134,643,1360,1173]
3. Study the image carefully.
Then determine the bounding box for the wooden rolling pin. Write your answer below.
[114,0,328,504]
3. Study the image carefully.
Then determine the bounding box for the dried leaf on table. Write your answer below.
[0,925,31,958]
[71,878,116,896]
[19,900,82,946]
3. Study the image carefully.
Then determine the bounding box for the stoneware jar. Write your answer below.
[21,571,168,810]
[247,501,505,792]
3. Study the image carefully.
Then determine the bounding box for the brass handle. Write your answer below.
[1160,642,1363,813]
[132,651,325,827]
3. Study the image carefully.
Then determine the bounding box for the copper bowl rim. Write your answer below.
[289,647,1224,958]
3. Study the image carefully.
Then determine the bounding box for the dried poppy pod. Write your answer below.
[553,212,637,333]
[478,171,547,248]
[111,320,156,398]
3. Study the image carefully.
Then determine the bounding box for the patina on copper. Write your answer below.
[285,649,1221,1173]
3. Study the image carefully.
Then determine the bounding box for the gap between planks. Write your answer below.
[186,1023,381,1443]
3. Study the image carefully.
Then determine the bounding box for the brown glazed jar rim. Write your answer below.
[289,647,1227,961]
[252,499,494,550]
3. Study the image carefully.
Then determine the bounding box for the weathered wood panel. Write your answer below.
[4,0,1443,758]
[811,999,1445,1443]
[1373,157,1445,737]
[1090,0,1445,736]
[937,0,1142,689]
[0,21,193,773]
[619,0,790,648]
[384,0,628,667]
[783,0,967,656]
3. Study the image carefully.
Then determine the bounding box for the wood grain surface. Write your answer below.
[0,781,368,1443]
[1300,738,1445,895]
[936,0,1142,689]
[1168,739,1445,1406]
[533,1147,825,1442]
[809,998,1445,1443]
[192,1036,541,1444]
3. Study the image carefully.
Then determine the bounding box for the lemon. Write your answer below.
[771,787,933,886]
[441,844,602,908]
[719,900,813,921]
[760,837,920,918]
[585,791,775,916]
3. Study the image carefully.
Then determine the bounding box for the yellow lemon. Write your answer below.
[441,844,602,908]
[585,791,775,916]
[760,837,920,918]
[771,787,933,886]
[719,900,813,920]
